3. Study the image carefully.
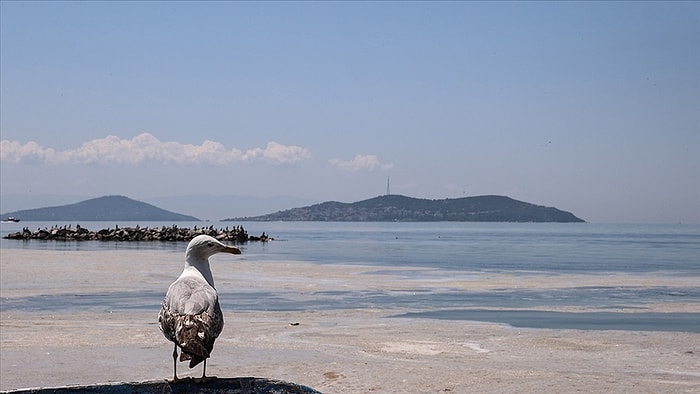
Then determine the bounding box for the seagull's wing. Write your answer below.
[158,277,224,367]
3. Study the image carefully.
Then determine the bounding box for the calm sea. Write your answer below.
[3,221,699,273]
[2,221,699,332]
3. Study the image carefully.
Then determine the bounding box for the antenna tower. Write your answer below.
[386,176,390,195]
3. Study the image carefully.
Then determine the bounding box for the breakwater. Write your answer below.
[3,224,272,242]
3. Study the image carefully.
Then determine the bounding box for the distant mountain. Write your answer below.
[1,193,317,222]
[1,195,200,221]
[0,193,90,215]
[225,194,585,223]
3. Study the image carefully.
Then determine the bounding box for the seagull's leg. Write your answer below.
[172,344,179,381]
[201,359,207,380]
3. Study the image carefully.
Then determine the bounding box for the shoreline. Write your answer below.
[2,309,699,392]
[2,249,699,392]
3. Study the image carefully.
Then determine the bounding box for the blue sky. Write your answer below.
[1,1,699,223]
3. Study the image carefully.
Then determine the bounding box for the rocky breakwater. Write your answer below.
[4,224,272,243]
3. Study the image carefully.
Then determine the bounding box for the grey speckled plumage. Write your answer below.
[159,278,223,367]
[158,235,241,381]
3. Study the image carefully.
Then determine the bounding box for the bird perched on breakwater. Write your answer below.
[158,235,241,381]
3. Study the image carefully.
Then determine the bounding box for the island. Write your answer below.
[223,194,585,223]
[0,195,199,222]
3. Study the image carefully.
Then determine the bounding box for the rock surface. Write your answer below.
[3,225,271,243]
[3,377,322,394]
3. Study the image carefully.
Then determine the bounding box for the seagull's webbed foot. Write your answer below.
[193,360,217,383]
[195,375,218,383]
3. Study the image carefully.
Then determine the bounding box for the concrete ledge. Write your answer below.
[1,377,322,394]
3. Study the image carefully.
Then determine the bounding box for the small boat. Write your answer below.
[4,216,20,223]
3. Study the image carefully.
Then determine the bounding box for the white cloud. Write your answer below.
[240,141,313,164]
[0,133,312,166]
[0,140,56,164]
[329,154,394,171]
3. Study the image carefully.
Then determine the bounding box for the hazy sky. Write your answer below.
[1,1,699,223]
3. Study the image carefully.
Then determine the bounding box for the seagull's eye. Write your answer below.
[207,242,214,247]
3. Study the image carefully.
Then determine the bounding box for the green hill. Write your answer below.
[1,195,200,221]
[225,194,585,223]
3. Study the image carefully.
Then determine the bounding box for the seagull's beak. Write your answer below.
[224,245,242,255]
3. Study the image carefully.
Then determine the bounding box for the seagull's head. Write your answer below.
[186,234,241,260]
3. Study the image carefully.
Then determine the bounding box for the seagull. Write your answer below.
[158,235,241,381]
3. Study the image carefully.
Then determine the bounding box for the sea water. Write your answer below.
[2,221,699,331]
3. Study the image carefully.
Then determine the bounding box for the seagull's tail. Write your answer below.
[188,354,206,368]
[179,349,206,368]
[175,315,212,368]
